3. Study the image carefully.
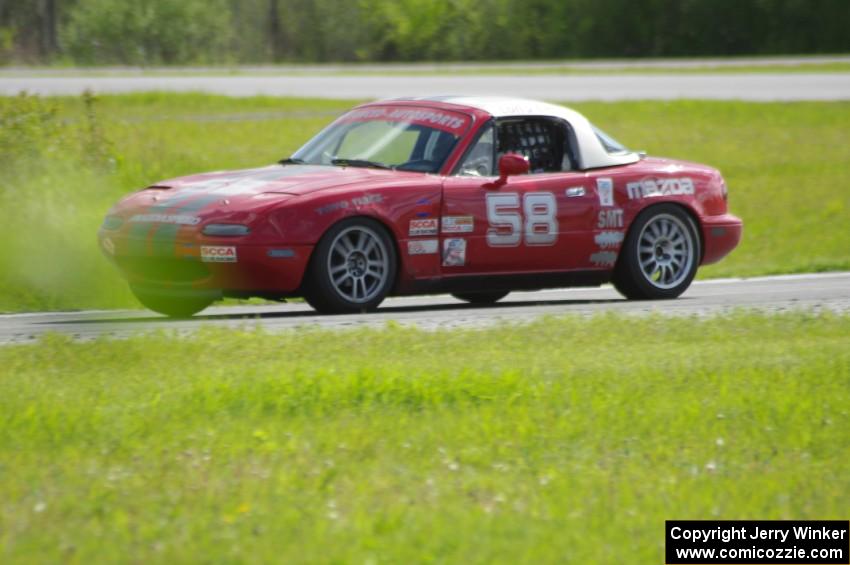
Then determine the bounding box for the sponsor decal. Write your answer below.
[129,214,200,225]
[441,215,474,234]
[316,194,383,215]
[596,178,615,206]
[442,238,467,267]
[407,239,439,255]
[352,194,383,206]
[597,209,624,229]
[339,107,469,134]
[565,186,586,198]
[201,246,237,263]
[267,248,295,258]
[626,177,695,200]
[594,231,625,249]
[409,218,439,236]
[316,201,349,216]
[590,251,617,267]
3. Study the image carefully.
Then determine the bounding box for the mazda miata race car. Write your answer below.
[99,96,742,317]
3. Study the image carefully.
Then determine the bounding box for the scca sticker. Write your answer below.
[201,246,237,263]
[409,218,438,236]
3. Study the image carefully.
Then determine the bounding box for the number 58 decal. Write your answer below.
[486,192,558,246]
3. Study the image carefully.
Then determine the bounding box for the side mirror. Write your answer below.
[495,153,529,186]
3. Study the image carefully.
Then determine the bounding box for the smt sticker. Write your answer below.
[597,209,625,229]
[201,246,237,263]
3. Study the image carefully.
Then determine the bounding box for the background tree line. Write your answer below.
[1,0,848,65]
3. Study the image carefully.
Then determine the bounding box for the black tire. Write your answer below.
[303,217,397,314]
[613,204,701,300]
[451,291,509,304]
[131,286,215,318]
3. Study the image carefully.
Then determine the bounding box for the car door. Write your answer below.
[440,118,596,275]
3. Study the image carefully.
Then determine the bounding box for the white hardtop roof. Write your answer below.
[388,96,640,169]
[432,96,587,120]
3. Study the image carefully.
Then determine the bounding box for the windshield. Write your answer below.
[592,125,630,154]
[292,106,472,173]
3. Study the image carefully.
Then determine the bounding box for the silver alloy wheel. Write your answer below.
[637,213,695,290]
[326,225,390,303]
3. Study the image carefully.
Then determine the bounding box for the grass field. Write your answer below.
[1,94,849,312]
[1,312,848,562]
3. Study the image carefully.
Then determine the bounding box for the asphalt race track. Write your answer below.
[1,272,848,344]
[2,72,849,101]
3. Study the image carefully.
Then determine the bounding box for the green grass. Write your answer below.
[1,94,848,312]
[1,312,848,562]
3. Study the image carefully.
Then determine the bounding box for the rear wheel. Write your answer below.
[452,291,509,304]
[613,204,700,300]
[303,218,397,314]
[131,286,215,318]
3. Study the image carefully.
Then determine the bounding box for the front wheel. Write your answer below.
[613,204,700,300]
[452,291,509,304]
[303,218,397,314]
[131,286,215,318]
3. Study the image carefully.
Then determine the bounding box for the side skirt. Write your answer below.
[398,270,611,296]
[224,270,611,301]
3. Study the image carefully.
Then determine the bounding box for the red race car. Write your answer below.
[99,97,742,317]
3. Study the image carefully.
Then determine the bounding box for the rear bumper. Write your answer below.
[700,214,743,265]
[100,231,313,295]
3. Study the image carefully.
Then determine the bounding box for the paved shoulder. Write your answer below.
[2,73,849,101]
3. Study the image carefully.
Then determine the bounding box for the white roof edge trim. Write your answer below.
[385,96,640,170]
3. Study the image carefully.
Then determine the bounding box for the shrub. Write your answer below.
[60,0,234,65]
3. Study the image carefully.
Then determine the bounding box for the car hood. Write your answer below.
[110,164,428,218]
[150,164,417,197]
